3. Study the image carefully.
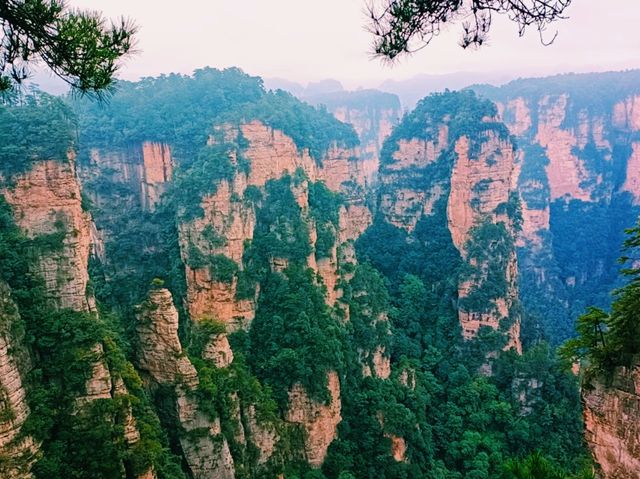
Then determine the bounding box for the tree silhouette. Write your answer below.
[367,0,572,60]
[0,0,136,95]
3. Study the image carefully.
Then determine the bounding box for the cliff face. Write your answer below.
[3,158,94,312]
[478,75,640,344]
[180,120,371,329]
[81,141,173,215]
[583,361,640,479]
[135,288,236,479]
[286,371,342,467]
[306,89,402,186]
[448,133,521,352]
[1,154,160,479]
[175,120,379,465]
[7,71,602,477]
[1,159,118,406]
[141,142,173,211]
[475,71,640,476]
[376,91,522,351]
[77,96,391,471]
[136,288,198,387]
[0,283,37,479]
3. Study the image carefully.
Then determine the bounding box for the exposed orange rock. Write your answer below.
[497,98,532,136]
[379,186,444,232]
[181,121,370,329]
[1,159,121,410]
[135,288,199,387]
[3,159,94,312]
[317,255,339,307]
[245,404,279,465]
[448,134,521,353]
[332,106,399,185]
[389,435,408,462]
[378,127,448,233]
[378,114,521,352]
[141,142,173,210]
[242,121,316,186]
[612,95,640,131]
[286,371,341,467]
[398,368,416,390]
[536,95,591,201]
[622,142,640,203]
[202,334,234,368]
[133,287,237,478]
[113,376,141,445]
[447,134,515,251]
[362,345,391,380]
[338,204,372,242]
[176,391,235,479]
[583,361,640,479]
[388,137,443,171]
[180,178,257,330]
[376,411,408,462]
[0,283,38,479]
[77,344,113,403]
[517,188,550,248]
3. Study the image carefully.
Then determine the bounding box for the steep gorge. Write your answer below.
[0,69,593,478]
[475,70,640,479]
[361,90,522,353]
[475,71,640,344]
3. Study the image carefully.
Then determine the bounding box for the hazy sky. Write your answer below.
[68,0,640,88]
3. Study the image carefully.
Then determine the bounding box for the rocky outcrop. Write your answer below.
[448,134,521,352]
[180,121,371,329]
[622,142,640,202]
[307,89,401,186]
[447,134,514,251]
[201,334,234,368]
[481,79,640,344]
[612,95,640,132]
[378,95,522,351]
[176,393,235,479]
[3,158,94,312]
[286,371,341,468]
[376,411,408,463]
[134,288,236,479]
[583,361,640,479]
[245,405,279,465]
[332,106,398,185]
[141,142,173,210]
[536,95,592,202]
[361,345,391,380]
[82,142,172,214]
[0,283,38,479]
[379,132,447,232]
[2,158,125,408]
[388,434,407,462]
[136,288,198,387]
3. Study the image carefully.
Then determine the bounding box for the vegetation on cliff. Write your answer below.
[0,92,74,179]
[561,221,640,375]
[75,67,358,164]
[0,78,610,479]
[0,196,184,479]
[472,70,640,347]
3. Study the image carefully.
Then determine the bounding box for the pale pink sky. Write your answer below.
[68,0,640,88]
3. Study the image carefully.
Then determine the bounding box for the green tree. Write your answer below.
[367,0,572,59]
[0,0,136,94]
[561,220,640,373]
[558,307,609,371]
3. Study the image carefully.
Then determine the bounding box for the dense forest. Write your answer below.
[2,67,640,479]
[473,70,640,346]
